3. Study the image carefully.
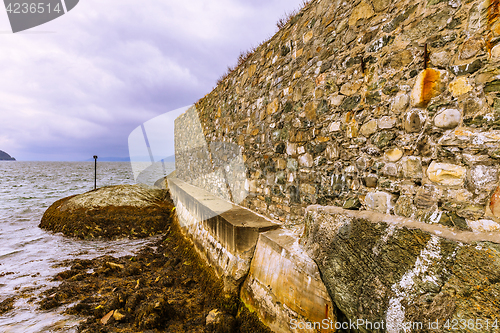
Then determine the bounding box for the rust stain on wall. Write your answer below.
[487,0,500,55]
[488,0,500,34]
[421,69,440,107]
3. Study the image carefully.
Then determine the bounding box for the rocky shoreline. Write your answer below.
[37,185,271,333]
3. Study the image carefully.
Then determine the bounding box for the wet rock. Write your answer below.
[39,295,61,310]
[364,174,378,188]
[378,116,397,129]
[427,161,466,186]
[469,165,498,192]
[206,309,237,333]
[448,77,473,97]
[303,207,500,333]
[298,153,313,168]
[391,94,409,113]
[438,211,470,231]
[400,156,422,180]
[360,119,378,136]
[365,191,394,214]
[39,185,174,239]
[348,0,374,26]
[450,59,483,76]
[40,218,271,333]
[385,148,403,162]
[371,130,396,148]
[394,195,415,217]
[0,297,15,315]
[415,185,440,209]
[434,109,461,129]
[344,197,361,210]
[459,39,483,60]
[404,109,424,133]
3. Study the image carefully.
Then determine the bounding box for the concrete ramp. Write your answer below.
[241,227,336,332]
[167,177,280,292]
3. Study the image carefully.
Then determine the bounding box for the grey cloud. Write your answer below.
[0,0,306,161]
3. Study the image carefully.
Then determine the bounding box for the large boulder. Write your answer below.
[303,206,500,333]
[40,185,174,239]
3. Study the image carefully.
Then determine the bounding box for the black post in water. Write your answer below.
[93,155,98,190]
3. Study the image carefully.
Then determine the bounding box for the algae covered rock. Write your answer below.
[39,185,174,239]
[303,206,500,333]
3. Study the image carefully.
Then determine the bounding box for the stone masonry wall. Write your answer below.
[177,0,500,232]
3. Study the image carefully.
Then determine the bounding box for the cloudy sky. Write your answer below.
[0,0,306,161]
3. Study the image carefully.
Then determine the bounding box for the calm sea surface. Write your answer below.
[0,161,168,332]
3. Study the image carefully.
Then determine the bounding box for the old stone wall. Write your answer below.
[176,0,500,232]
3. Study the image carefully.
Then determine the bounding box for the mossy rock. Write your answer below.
[39,185,174,239]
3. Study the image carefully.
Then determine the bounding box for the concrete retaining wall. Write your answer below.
[168,176,336,332]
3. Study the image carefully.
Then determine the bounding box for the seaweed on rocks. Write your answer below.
[0,297,16,315]
[38,209,271,333]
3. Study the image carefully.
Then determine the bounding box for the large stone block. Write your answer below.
[427,161,466,186]
[303,206,500,333]
[410,69,444,108]
[348,1,374,26]
[434,109,461,129]
[168,178,280,292]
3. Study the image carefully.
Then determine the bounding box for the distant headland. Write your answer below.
[0,150,15,161]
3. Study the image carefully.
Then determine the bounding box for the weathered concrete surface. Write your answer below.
[303,205,500,333]
[241,227,336,333]
[168,177,280,293]
[39,185,173,239]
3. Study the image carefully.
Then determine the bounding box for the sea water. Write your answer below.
[0,161,171,332]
